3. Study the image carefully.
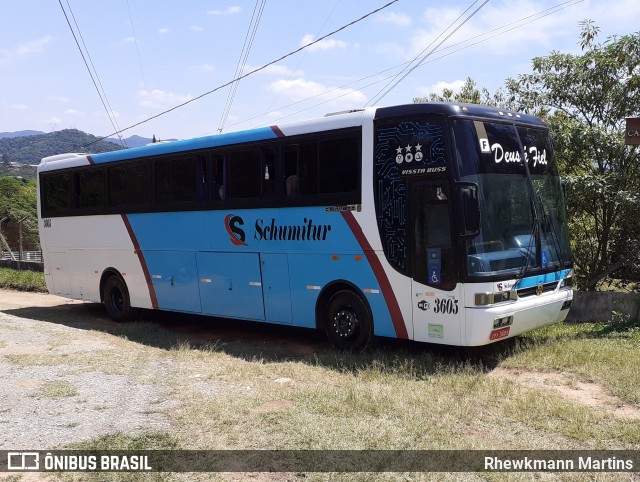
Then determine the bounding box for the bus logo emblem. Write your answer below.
[224,214,247,246]
[536,284,543,296]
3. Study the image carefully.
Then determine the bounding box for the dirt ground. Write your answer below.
[0,288,324,452]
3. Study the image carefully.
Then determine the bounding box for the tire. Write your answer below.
[103,275,137,322]
[325,290,374,351]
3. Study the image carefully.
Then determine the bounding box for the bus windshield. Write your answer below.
[453,119,572,279]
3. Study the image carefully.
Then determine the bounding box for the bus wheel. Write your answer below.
[103,275,136,322]
[325,290,373,351]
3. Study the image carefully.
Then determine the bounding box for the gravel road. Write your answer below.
[0,289,177,450]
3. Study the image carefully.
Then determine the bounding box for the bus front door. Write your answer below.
[410,181,463,345]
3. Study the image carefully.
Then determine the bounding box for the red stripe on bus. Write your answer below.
[340,211,408,339]
[121,214,159,310]
[270,125,285,138]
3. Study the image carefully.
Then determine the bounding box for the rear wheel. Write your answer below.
[103,275,137,322]
[325,290,374,351]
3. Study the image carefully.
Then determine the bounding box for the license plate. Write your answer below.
[490,327,511,340]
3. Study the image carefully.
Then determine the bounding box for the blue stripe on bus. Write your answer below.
[125,208,399,338]
[514,269,571,290]
[91,127,280,164]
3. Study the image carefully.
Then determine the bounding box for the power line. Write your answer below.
[58,0,127,147]
[126,0,156,139]
[262,0,342,115]
[367,0,490,106]
[225,0,582,130]
[366,0,483,108]
[83,0,398,148]
[217,0,267,134]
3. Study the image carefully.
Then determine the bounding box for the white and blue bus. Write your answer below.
[37,103,573,350]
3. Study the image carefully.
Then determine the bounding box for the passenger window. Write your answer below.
[262,147,276,197]
[211,153,225,200]
[318,137,359,193]
[156,156,198,204]
[108,161,152,207]
[228,149,261,198]
[43,172,72,213]
[75,169,104,209]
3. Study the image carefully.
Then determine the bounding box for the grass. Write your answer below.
[0,267,47,292]
[3,300,640,481]
[38,380,78,399]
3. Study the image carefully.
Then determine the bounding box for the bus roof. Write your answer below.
[40,103,545,167]
[374,102,546,126]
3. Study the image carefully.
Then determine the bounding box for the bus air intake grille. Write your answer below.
[517,281,557,298]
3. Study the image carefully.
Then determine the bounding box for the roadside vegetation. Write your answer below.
[0,267,46,292]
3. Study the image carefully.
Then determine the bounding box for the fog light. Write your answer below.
[493,315,513,329]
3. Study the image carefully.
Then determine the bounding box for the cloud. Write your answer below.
[137,88,192,109]
[48,95,70,103]
[65,109,84,116]
[415,79,467,97]
[123,36,137,43]
[409,0,579,59]
[158,28,169,35]
[198,63,215,72]
[300,34,347,52]
[10,103,28,110]
[208,6,242,16]
[267,77,367,106]
[16,36,52,57]
[1,36,52,61]
[376,11,412,27]
[190,26,204,32]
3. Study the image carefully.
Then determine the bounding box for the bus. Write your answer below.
[37,103,573,350]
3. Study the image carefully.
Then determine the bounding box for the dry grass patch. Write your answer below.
[37,380,78,399]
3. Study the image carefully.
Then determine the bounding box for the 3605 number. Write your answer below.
[434,298,459,315]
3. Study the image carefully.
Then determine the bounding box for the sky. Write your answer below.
[1,0,639,142]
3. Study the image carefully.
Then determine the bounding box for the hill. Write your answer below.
[0,130,43,139]
[0,129,124,179]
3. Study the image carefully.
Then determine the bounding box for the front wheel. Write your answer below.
[103,275,137,322]
[325,290,374,351]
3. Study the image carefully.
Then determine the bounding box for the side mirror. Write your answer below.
[456,182,480,237]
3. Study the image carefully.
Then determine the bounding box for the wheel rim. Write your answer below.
[332,307,358,338]
[110,287,124,314]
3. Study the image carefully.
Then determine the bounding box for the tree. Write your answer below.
[506,21,640,290]
[413,77,515,109]
[0,177,39,250]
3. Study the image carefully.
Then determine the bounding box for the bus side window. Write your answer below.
[155,156,198,204]
[43,172,72,214]
[228,149,261,198]
[283,145,300,197]
[318,136,359,194]
[211,153,224,201]
[75,168,105,209]
[107,161,152,208]
[262,147,275,197]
